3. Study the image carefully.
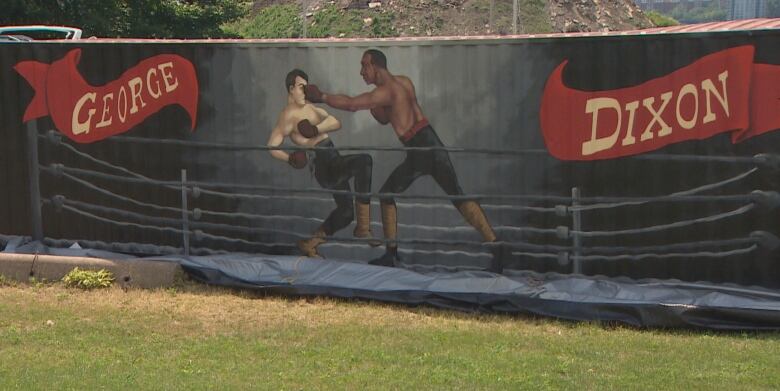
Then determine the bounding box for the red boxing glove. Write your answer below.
[288,150,308,169]
[297,119,319,138]
[304,84,324,103]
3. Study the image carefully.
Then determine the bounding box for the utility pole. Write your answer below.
[489,0,494,33]
[513,0,518,34]
[301,0,308,38]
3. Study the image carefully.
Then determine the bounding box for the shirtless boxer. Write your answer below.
[303,50,504,273]
[268,69,378,258]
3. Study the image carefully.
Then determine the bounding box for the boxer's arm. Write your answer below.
[313,106,341,134]
[324,87,392,112]
[267,119,290,163]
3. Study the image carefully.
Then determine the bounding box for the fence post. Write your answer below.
[512,0,518,34]
[571,187,582,274]
[26,121,43,241]
[181,169,190,256]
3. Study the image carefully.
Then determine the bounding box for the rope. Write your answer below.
[577,245,757,261]
[47,165,573,202]
[60,172,183,215]
[196,186,557,212]
[46,164,760,204]
[106,135,548,156]
[48,197,560,250]
[41,237,230,256]
[574,203,756,238]
[101,134,779,166]
[48,198,765,255]
[571,167,758,212]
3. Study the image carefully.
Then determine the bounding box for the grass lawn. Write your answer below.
[1,280,779,390]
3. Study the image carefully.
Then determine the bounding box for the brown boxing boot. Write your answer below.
[369,202,402,267]
[297,227,326,258]
[353,201,381,247]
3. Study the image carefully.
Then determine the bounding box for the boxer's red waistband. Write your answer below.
[399,118,429,143]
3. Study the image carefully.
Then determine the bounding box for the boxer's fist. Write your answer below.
[371,106,390,124]
[297,119,319,138]
[288,150,308,169]
[304,84,324,103]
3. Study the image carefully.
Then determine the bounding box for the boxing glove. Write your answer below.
[297,119,319,138]
[288,150,308,169]
[304,84,324,103]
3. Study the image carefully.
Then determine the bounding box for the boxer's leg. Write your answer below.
[338,154,378,244]
[370,157,424,266]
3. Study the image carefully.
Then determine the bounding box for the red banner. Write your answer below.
[14,49,198,143]
[540,45,780,160]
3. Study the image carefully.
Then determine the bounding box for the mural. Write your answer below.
[1,31,779,289]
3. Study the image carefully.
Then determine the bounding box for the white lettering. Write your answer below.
[117,86,128,123]
[640,91,673,141]
[95,93,114,129]
[676,83,699,130]
[146,68,162,99]
[582,97,622,156]
[158,62,178,93]
[128,77,147,114]
[72,93,96,135]
[702,70,729,124]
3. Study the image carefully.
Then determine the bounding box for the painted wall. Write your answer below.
[1,32,779,286]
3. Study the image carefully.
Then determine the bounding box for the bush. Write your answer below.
[223,4,303,38]
[646,11,679,27]
[62,268,115,290]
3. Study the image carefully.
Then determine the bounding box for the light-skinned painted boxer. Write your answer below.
[267,69,379,257]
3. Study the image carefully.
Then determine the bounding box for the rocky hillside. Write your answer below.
[246,0,655,37]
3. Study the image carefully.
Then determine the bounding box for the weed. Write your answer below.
[62,267,115,290]
[0,274,16,287]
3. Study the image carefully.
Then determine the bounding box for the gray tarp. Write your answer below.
[3,235,780,330]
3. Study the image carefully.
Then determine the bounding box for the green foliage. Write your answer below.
[62,268,115,290]
[646,11,680,28]
[667,3,727,23]
[222,4,303,38]
[368,12,396,38]
[519,0,553,34]
[0,0,250,38]
[225,4,396,39]
[307,5,363,38]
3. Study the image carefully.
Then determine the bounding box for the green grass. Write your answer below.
[1,282,779,389]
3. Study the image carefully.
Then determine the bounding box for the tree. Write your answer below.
[0,0,250,38]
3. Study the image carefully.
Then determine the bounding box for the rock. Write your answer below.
[46,320,54,326]
[369,1,381,7]
[364,17,373,26]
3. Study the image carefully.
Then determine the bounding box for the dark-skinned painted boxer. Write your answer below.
[304,50,505,273]
[267,69,379,258]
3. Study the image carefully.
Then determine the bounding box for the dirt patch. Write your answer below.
[254,0,654,36]
[0,282,557,338]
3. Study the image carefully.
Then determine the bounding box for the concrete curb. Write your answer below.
[0,253,182,288]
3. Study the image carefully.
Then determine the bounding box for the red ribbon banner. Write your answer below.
[14,49,199,143]
[540,45,780,161]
